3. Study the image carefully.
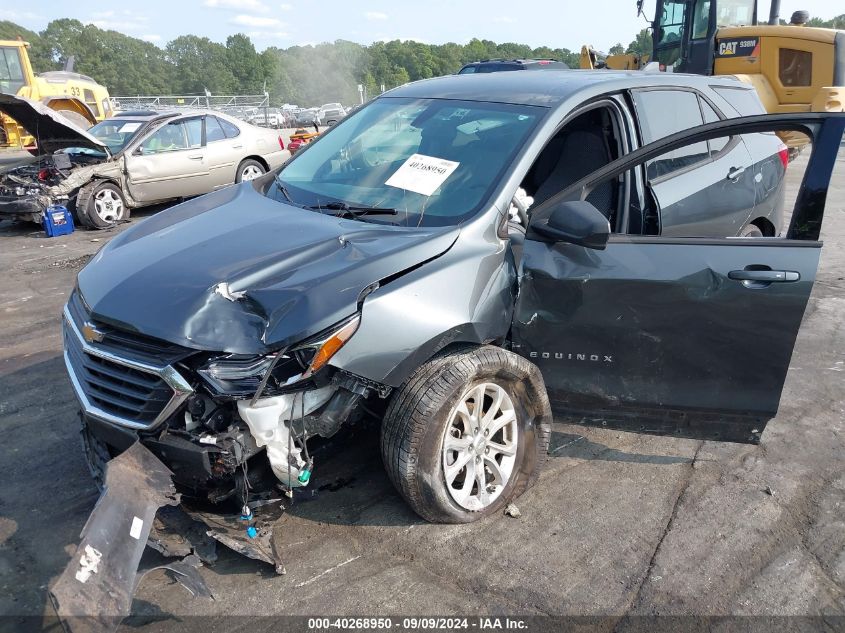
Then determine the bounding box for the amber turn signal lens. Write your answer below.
[306,316,361,376]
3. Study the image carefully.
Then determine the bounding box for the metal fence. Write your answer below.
[111,93,270,123]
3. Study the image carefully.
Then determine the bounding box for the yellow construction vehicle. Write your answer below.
[649,0,842,113]
[0,38,112,149]
[580,46,647,70]
[582,0,843,146]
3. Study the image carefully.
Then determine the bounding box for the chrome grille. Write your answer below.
[62,302,193,430]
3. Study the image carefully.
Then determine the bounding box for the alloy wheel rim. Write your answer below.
[241,165,263,180]
[442,382,518,511]
[93,189,123,223]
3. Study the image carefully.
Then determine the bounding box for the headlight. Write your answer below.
[198,315,360,397]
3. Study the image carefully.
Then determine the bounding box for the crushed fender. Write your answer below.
[49,443,212,633]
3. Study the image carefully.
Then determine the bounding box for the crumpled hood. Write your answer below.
[0,93,107,154]
[77,183,459,354]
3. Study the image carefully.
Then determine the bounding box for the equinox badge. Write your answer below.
[529,351,613,363]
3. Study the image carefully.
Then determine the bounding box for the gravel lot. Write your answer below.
[0,148,842,632]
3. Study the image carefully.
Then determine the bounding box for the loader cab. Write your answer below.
[651,0,757,73]
[0,44,27,95]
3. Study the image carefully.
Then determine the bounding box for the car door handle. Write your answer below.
[728,269,800,282]
[187,154,203,160]
[231,144,243,150]
[727,166,746,180]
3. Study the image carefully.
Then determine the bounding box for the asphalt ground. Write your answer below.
[0,148,842,632]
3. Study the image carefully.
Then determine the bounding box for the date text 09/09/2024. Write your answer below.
[307,617,529,630]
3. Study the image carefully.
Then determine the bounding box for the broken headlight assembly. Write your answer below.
[197,314,361,397]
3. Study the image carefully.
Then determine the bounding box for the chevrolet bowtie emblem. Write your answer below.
[82,322,105,344]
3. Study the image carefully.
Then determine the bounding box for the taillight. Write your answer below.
[777,144,789,169]
[278,136,285,150]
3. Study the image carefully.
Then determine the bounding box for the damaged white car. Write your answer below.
[0,94,289,229]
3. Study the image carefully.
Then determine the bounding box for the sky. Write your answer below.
[1,0,840,52]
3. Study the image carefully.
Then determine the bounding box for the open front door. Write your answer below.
[512,114,845,443]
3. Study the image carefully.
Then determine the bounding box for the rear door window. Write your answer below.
[633,89,710,179]
[218,117,241,138]
[711,86,766,116]
[206,116,226,142]
[699,98,729,153]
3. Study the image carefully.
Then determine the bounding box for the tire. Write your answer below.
[79,181,129,230]
[381,345,552,523]
[740,224,763,238]
[236,159,266,183]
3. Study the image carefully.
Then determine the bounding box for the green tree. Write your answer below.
[226,34,264,94]
[608,43,626,55]
[626,28,653,59]
[165,35,237,94]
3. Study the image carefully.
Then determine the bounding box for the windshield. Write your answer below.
[268,97,542,227]
[0,47,26,95]
[86,118,146,153]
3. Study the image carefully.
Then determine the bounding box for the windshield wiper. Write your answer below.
[308,200,398,218]
[273,174,300,207]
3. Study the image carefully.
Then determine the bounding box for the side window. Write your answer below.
[634,90,710,179]
[219,117,241,138]
[139,122,188,154]
[657,0,686,44]
[206,116,226,142]
[779,49,812,87]
[83,89,98,115]
[184,118,203,148]
[0,47,26,94]
[699,98,728,153]
[691,0,711,38]
[519,105,625,231]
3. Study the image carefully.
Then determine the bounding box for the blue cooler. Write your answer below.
[43,204,75,237]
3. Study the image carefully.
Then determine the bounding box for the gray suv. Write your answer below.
[60,71,844,576]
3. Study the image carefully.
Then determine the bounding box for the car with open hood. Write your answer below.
[58,71,844,586]
[0,94,290,229]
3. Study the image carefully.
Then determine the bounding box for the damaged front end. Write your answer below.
[57,182,459,628]
[0,93,115,223]
[64,287,386,577]
[0,152,108,222]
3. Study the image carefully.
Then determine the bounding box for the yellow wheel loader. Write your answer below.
[1,39,112,150]
[582,0,843,148]
[579,45,646,70]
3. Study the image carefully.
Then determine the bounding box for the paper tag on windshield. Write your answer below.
[118,122,142,133]
[385,154,460,196]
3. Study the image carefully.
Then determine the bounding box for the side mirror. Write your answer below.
[533,200,611,250]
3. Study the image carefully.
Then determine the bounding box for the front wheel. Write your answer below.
[78,181,129,229]
[381,345,552,523]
